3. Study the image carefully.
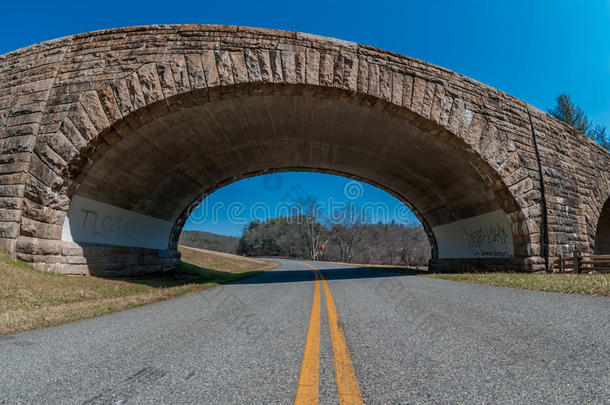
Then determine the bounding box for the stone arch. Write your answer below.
[594,197,610,254]
[10,24,606,274]
[46,79,527,274]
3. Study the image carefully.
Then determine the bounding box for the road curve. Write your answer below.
[1,260,608,404]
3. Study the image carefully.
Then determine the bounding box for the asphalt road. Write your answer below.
[1,260,608,404]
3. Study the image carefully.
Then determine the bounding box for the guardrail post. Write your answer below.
[558,254,563,273]
[573,251,579,274]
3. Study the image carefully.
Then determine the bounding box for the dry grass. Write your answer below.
[178,246,278,272]
[423,272,610,296]
[0,248,278,336]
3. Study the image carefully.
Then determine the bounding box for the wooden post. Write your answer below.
[559,254,563,273]
[573,251,579,274]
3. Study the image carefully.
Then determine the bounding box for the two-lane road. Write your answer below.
[1,260,608,404]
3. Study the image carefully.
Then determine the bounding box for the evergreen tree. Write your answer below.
[549,94,590,133]
[549,93,608,151]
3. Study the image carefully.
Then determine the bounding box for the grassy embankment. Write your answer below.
[342,262,609,296]
[422,272,609,296]
[0,246,277,336]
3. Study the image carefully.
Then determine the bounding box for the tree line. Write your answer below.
[237,202,431,266]
[181,204,431,267]
[237,216,430,266]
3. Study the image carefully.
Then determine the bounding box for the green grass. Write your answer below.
[423,272,610,296]
[0,248,276,336]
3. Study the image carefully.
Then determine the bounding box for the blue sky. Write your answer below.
[184,173,419,236]
[3,1,608,235]
[3,1,609,125]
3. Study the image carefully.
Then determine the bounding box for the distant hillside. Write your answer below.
[179,230,239,254]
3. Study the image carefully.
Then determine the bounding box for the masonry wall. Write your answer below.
[0,25,608,275]
[529,109,610,258]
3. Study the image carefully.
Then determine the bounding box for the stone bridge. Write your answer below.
[1,25,609,275]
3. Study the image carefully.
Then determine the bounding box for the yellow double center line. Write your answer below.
[294,269,321,404]
[295,263,364,405]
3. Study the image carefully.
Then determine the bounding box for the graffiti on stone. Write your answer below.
[62,195,173,249]
[432,210,514,258]
[462,224,511,258]
[79,209,139,239]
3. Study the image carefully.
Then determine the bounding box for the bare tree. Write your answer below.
[298,199,331,261]
[329,204,368,263]
[400,221,429,266]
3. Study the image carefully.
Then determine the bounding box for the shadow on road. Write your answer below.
[231,265,422,285]
[96,262,423,289]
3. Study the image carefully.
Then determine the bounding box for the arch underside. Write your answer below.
[59,88,527,273]
[594,199,610,254]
